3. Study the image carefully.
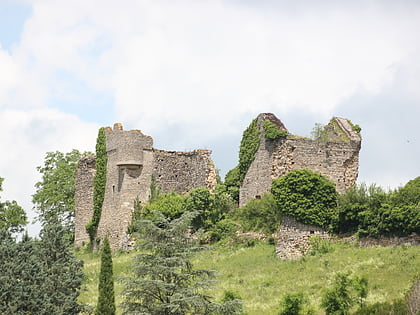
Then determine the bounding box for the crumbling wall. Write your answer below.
[153,149,217,194]
[276,216,329,259]
[239,114,361,207]
[74,123,217,250]
[74,155,96,247]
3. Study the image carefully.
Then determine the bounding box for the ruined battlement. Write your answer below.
[74,123,217,249]
[239,113,361,206]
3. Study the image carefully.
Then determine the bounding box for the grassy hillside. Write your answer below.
[78,241,419,314]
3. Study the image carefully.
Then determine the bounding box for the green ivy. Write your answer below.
[263,120,287,140]
[86,127,107,243]
[238,118,260,184]
[271,169,338,228]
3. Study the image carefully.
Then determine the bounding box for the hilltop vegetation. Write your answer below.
[78,240,419,314]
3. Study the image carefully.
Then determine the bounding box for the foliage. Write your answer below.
[279,292,305,315]
[0,177,27,234]
[149,174,161,203]
[234,193,280,234]
[33,149,86,236]
[271,169,338,228]
[308,235,333,256]
[96,237,116,315]
[206,218,238,243]
[321,272,369,315]
[0,222,84,314]
[224,166,240,202]
[353,299,408,315]
[143,191,187,220]
[185,186,233,231]
[80,241,419,314]
[263,120,287,140]
[121,212,242,315]
[86,127,108,243]
[332,180,420,237]
[238,118,260,184]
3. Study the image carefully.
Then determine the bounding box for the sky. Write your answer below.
[1,0,419,236]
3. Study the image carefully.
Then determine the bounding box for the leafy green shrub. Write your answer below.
[321,272,369,315]
[206,219,238,243]
[333,180,420,237]
[142,192,186,220]
[279,292,305,315]
[271,169,337,228]
[86,127,107,243]
[308,235,332,256]
[234,193,280,234]
[264,120,287,140]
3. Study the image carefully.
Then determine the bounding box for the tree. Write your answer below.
[96,237,116,315]
[32,150,86,236]
[0,177,27,234]
[86,127,108,242]
[321,273,369,315]
[321,273,354,315]
[122,212,242,315]
[37,221,84,314]
[271,169,338,228]
[0,222,84,314]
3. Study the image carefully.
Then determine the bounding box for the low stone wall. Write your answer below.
[276,216,329,259]
[357,234,420,247]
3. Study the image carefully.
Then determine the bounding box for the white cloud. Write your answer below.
[0,109,99,235]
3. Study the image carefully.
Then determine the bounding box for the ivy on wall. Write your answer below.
[238,118,260,184]
[86,127,107,243]
[263,120,287,140]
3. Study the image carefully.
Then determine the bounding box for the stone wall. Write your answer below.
[74,123,217,250]
[74,156,96,247]
[276,216,329,259]
[239,114,361,207]
[153,149,217,194]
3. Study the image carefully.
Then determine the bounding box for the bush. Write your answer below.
[308,235,332,256]
[234,193,280,234]
[279,292,305,315]
[271,169,337,228]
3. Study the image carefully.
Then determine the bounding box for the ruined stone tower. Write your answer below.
[239,113,361,207]
[74,123,217,249]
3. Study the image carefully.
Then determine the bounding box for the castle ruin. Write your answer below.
[74,113,361,250]
[239,113,361,207]
[74,123,217,249]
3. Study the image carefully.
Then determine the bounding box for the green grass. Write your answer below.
[78,242,419,314]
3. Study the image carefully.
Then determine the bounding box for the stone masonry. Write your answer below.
[74,123,217,250]
[239,113,361,207]
[276,216,329,259]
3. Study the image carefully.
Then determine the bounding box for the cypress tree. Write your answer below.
[96,237,116,315]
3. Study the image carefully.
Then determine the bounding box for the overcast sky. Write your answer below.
[1,0,419,235]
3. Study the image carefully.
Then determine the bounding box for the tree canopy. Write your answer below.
[122,212,242,315]
[32,149,87,236]
[0,177,27,234]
